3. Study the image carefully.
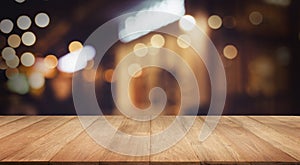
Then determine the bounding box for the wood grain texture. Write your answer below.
[0,116,299,164]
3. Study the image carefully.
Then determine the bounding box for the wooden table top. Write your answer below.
[0,116,299,164]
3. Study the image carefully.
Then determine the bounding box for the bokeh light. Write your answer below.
[21,52,35,67]
[249,11,263,25]
[82,69,98,82]
[28,72,45,89]
[5,68,19,79]
[208,15,222,29]
[128,63,142,78]
[2,47,16,61]
[0,57,8,70]
[17,15,31,30]
[15,0,26,3]
[7,73,29,95]
[6,55,20,68]
[177,34,191,48]
[150,34,165,48]
[7,34,21,48]
[134,43,148,57]
[104,69,114,83]
[223,44,238,60]
[68,41,83,52]
[179,15,196,31]
[0,19,14,34]
[35,13,50,28]
[21,31,36,46]
[44,55,58,69]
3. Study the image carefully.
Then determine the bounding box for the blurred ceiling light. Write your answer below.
[134,43,148,57]
[21,31,36,46]
[17,15,31,30]
[150,34,165,48]
[128,63,142,78]
[249,11,263,26]
[6,55,20,68]
[21,52,35,67]
[28,72,45,89]
[104,69,114,83]
[82,69,98,83]
[2,47,16,61]
[7,73,29,95]
[0,19,14,34]
[0,57,8,70]
[179,15,196,31]
[223,44,238,60]
[119,0,185,42]
[35,13,50,28]
[264,0,291,6]
[58,45,96,73]
[68,41,83,52]
[8,34,21,48]
[15,0,26,3]
[44,55,58,69]
[208,15,222,30]
[177,34,191,48]
[5,68,19,79]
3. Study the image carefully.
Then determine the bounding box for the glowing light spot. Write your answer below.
[7,34,21,48]
[6,55,20,68]
[82,69,98,83]
[7,73,29,95]
[150,34,165,48]
[44,55,58,69]
[28,72,45,89]
[249,11,263,25]
[21,52,35,67]
[177,34,191,48]
[35,13,50,28]
[15,0,26,3]
[85,60,94,70]
[17,15,31,30]
[0,19,14,34]
[0,57,7,70]
[21,31,36,46]
[223,44,238,60]
[5,68,19,79]
[104,69,114,83]
[134,43,148,57]
[58,45,96,73]
[68,41,83,52]
[128,63,142,78]
[208,15,222,29]
[2,47,16,60]
[179,15,196,31]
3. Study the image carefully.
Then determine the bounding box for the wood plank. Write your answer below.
[270,116,300,127]
[50,116,124,163]
[0,116,72,160]
[2,116,96,161]
[0,116,24,127]
[0,116,47,139]
[210,116,296,162]
[228,116,300,161]
[250,116,300,139]
[150,116,199,163]
[98,116,150,164]
[180,116,237,162]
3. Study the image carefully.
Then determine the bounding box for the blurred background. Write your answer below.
[0,0,299,115]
